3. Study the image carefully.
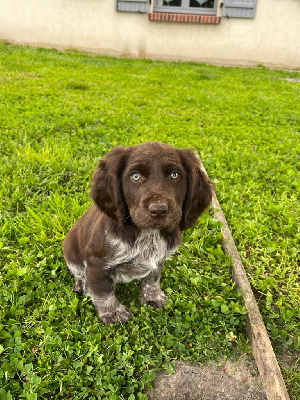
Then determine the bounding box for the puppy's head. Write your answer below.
[91,142,212,231]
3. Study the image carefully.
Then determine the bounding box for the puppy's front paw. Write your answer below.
[141,285,168,309]
[98,304,131,325]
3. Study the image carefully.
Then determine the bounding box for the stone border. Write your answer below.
[200,162,290,400]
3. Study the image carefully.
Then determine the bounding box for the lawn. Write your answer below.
[0,42,299,399]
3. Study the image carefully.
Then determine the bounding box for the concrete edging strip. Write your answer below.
[200,162,290,400]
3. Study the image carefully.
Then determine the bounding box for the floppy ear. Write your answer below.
[178,148,213,231]
[91,146,132,225]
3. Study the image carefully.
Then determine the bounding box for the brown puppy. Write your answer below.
[63,141,212,325]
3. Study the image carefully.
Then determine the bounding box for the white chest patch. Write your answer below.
[106,229,178,283]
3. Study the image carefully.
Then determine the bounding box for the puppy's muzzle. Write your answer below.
[148,203,168,219]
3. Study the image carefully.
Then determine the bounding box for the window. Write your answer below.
[116,0,258,20]
[154,0,217,14]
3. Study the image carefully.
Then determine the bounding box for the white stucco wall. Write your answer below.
[0,0,299,69]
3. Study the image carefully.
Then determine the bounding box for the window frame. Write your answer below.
[153,0,218,15]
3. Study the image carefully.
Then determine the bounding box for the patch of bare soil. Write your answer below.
[147,356,267,400]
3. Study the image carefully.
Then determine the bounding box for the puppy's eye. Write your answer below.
[132,172,141,181]
[170,171,179,180]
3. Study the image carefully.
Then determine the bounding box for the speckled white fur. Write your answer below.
[106,229,178,283]
[66,262,85,281]
[66,261,89,294]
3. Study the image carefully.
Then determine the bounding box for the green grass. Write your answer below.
[0,42,299,399]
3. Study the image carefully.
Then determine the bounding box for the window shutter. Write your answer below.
[117,0,149,13]
[222,0,257,19]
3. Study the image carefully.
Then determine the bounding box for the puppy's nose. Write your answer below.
[149,203,168,218]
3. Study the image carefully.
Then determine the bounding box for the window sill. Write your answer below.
[149,12,221,23]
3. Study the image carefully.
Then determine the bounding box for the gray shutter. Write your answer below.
[222,0,257,19]
[117,0,149,12]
